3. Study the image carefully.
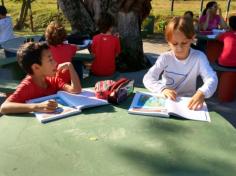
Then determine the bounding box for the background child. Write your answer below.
[199,1,228,31]
[90,12,121,76]
[184,10,199,32]
[217,15,236,67]
[0,5,15,57]
[143,16,218,110]
[0,42,81,114]
[45,21,79,82]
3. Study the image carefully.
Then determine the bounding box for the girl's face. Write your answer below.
[209,3,218,14]
[168,30,194,60]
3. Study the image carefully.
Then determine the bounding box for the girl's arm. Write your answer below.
[58,62,82,94]
[188,53,218,110]
[198,53,218,98]
[200,11,210,31]
[143,55,166,93]
[0,99,58,114]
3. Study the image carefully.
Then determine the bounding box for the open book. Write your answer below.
[27,89,109,123]
[128,92,210,122]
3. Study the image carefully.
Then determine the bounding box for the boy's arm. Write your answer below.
[58,62,82,94]
[0,99,58,114]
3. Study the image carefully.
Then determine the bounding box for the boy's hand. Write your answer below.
[57,62,71,73]
[35,99,58,113]
[188,90,205,110]
[162,88,177,101]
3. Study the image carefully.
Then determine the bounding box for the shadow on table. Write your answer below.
[108,117,236,175]
[0,113,34,118]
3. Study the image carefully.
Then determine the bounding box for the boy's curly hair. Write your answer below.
[45,21,67,46]
[17,42,49,75]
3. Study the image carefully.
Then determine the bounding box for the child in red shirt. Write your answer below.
[45,21,78,83]
[0,42,81,114]
[90,13,121,76]
[217,16,236,67]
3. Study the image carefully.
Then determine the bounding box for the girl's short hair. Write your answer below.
[165,16,195,42]
[45,21,67,46]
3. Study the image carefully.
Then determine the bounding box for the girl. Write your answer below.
[199,1,228,31]
[143,16,218,110]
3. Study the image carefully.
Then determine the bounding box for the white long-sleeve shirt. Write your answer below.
[143,48,218,98]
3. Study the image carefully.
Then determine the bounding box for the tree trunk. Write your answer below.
[14,0,35,30]
[57,0,96,35]
[57,0,152,71]
[14,0,28,30]
[117,11,147,71]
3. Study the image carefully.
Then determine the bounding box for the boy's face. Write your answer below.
[168,30,193,60]
[39,49,57,76]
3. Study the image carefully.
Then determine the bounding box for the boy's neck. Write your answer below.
[31,74,48,88]
[103,31,112,35]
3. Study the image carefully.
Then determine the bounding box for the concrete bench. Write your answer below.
[0,79,19,93]
[0,57,26,80]
[211,63,236,102]
[0,57,17,67]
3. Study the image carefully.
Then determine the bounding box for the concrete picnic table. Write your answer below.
[0,86,235,176]
[1,36,92,54]
[1,36,42,54]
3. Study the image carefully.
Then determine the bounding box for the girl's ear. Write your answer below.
[192,34,196,41]
[31,63,41,73]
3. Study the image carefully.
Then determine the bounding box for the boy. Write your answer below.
[89,13,121,76]
[0,42,82,114]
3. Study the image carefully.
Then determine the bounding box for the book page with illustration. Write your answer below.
[129,92,210,122]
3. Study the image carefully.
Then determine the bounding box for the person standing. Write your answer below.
[0,6,14,45]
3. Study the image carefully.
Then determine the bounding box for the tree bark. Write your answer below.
[14,0,35,30]
[57,0,96,35]
[58,0,152,71]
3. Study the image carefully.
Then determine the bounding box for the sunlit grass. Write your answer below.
[3,0,236,35]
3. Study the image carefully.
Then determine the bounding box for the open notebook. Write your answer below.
[27,89,109,123]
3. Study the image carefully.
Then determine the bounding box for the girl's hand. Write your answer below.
[162,88,177,101]
[218,7,222,16]
[188,91,205,110]
[206,9,211,16]
[35,99,58,112]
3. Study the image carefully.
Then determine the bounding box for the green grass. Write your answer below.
[3,0,236,35]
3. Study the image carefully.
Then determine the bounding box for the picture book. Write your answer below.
[27,89,109,123]
[128,92,210,122]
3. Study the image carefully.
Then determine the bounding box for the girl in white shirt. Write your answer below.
[143,16,218,110]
